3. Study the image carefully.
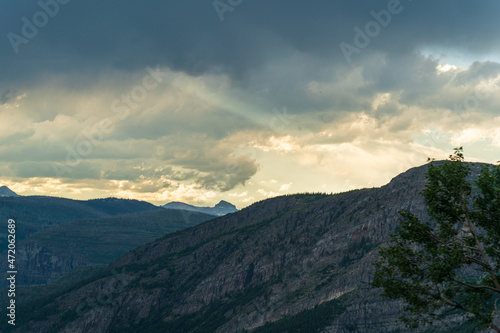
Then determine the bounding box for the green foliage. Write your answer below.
[339,236,376,268]
[249,298,346,333]
[373,148,500,332]
[108,282,273,333]
[47,310,79,333]
[0,266,114,332]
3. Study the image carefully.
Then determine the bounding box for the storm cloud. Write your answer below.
[1,0,499,207]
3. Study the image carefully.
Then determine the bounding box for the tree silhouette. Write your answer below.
[373,148,500,332]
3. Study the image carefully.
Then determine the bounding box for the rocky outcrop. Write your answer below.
[16,242,87,286]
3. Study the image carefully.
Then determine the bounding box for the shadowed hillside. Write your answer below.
[7,163,490,332]
[0,197,159,250]
[3,208,215,286]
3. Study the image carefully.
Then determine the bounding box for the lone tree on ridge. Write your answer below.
[373,148,500,332]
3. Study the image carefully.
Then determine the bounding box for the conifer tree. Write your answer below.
[373,148,500,332]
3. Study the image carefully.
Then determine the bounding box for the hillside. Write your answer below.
[5,209,215,286]
[0,196,159,252]
[8,163,489,332]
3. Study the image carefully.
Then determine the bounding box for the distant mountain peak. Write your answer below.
[215,200,236,209]
[0,186,19,197]
[163,200,238,216]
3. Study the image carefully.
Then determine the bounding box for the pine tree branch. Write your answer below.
[463,254,494,271]
[450,277,499,293]
[423,288,496,331]
[463,201,500,292]
[427,231,491,271]
[454,238,483,254]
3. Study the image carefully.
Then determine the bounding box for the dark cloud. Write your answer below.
[1,1,500,85]
[1,0,500,205]
[454,61,500,84]
[196,155,259,191]
[9,161,102,179]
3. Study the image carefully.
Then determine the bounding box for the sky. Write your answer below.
[1,0,500,208]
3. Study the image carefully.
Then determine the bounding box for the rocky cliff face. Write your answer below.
[14,163,481,332]
[16,242,88,287]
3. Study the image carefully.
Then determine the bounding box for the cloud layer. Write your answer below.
[1,0,499,207]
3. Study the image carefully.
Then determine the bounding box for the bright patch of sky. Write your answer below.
[420,46,500,69]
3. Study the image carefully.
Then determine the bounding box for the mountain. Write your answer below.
[163,200,238,216]
[9,163,488,333]
[0,196,160,266]
[0,196,159,239]
[5,208,215,287]
[0,185,19,197]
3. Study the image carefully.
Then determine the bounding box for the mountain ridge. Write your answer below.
[10,162,491,332]
[0,185,19,197]
[0,196,160,264]
[163,199,238,216]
